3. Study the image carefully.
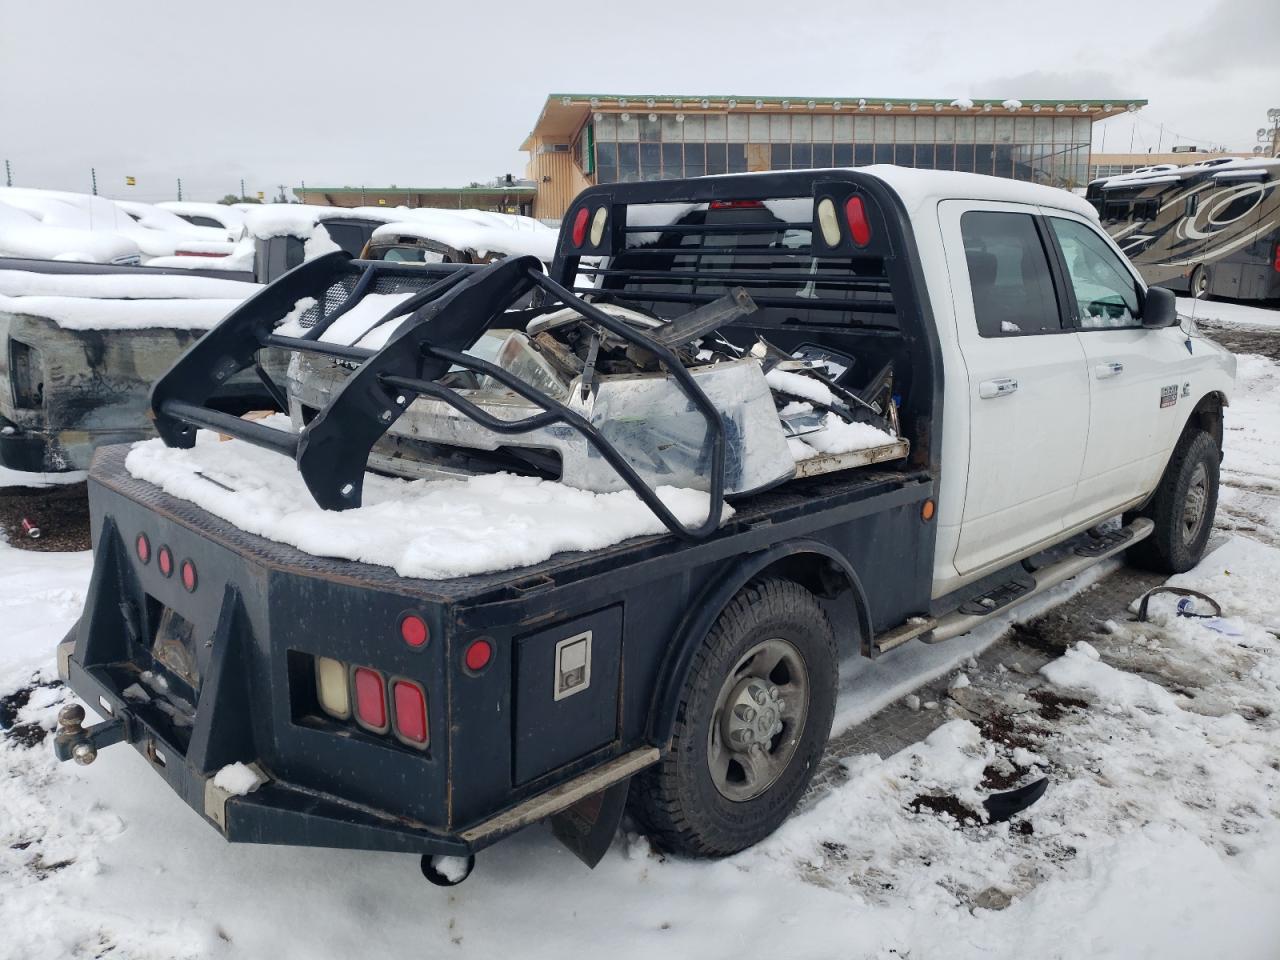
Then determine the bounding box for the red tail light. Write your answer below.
[464,638,493,673]
[709,199,765,210]
[392,680,428,747]
[136,534,151,564]
[353,667,388,732]
[571,207,590,247]
[845,196,872,247]
[399,613,429,649]
[180,559,197,593]
[157,546,173,578]
[1273,242,1279,273]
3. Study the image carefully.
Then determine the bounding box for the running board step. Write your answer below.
[1074,525,1136,558]
[921,517,1154,646]
[957,571,1035,616]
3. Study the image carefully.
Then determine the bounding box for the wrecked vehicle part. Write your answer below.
[0,309,285,473]
[151,253,731,539]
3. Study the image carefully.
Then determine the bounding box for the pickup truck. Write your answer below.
[53,168,1235,886]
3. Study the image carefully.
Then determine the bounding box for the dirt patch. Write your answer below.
[978,711,1045,751]
[1198,319,1280,362]
[982,762,1032,791]
[28,853,75,879]
[1028,689,1089,722]
[909,793,982,826]
[1006,620,1070,657]
[0,678,63,747]
[0,483,91,552]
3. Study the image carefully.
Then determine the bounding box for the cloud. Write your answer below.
[970,70,1134,101]
[1159,0,1280,78]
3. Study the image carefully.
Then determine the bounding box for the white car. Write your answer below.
[0,198,140,265]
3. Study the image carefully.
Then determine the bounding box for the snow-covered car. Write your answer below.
[0,268,272,472]
[55,168,1234,886]
[362,209,557,265]
[155,201,245,241]
[0,199,141,265]
[0,188,228,263]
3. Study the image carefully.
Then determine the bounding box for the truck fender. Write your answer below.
[1133,391,1227,514]
[645,538,871,746]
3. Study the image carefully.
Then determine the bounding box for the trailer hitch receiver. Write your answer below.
[52,702,127,765]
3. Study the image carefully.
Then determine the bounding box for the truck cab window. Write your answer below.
[960,211,1061,337]
[1048,218,1141,329]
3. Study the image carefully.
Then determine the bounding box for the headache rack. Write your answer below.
[150,171,909,541]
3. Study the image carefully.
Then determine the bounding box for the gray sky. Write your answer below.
[2,0,1276,203]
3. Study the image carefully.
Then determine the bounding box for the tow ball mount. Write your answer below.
[52,703,128,765]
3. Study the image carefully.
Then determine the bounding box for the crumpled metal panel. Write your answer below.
[289,352,795,497]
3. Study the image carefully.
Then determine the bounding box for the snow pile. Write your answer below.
[212,763,263,797]
[789,412,898,459]
[1001,98,1022,111]
[123,425,729,579]
[950,97,975,110]
[0,295,245,331]
[0,269,257,301]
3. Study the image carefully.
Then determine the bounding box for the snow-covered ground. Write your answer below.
[2,303,1279,959]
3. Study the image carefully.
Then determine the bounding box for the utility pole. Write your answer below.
[177,178,183,201]
[240,177,246,200]
[3,159,10,187]
[276,183,287,203]
[91,167,98,196]
[300,180,307,204]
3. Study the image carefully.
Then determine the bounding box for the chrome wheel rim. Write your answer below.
[707,638,809,802]
[1182,462,1209,545]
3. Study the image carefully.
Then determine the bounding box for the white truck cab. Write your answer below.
[865,167,1235,597]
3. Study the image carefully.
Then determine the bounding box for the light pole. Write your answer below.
[1256,108,1280,158]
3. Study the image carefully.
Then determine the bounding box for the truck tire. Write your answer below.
[629,577,837,857]
[1127,429,1219,574]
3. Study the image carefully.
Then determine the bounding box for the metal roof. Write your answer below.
[521,93,1149,149]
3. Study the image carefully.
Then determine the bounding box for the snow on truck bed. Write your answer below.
[124,424,728,580]
[0,269,257,330]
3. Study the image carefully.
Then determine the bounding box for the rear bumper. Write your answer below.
[58,637,473,857]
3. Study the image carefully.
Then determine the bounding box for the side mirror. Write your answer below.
[1141,285,1178,329]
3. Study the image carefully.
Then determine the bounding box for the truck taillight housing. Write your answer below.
[353,667,388,733]
[1273,242,1279,273]
[157,546,173,578]
[845,196,872,247]
[392,680,429,747]
[180,559,198,593]
[315,656,350,719]
[136,534,151,564]
[571,207,590,247]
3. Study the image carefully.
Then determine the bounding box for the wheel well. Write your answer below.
[749,553,869,658]
[1187,391,1225,453]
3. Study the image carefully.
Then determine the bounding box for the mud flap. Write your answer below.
[549,777,631,868]
[982,777,1048,823]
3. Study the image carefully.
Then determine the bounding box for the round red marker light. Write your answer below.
[464,638,493,673]
[180,559,198,593]
[136,534,151,564]
[157,546,173,578]
[400,614,429,649]
[571,207,590,247]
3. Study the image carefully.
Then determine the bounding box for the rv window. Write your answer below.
[1184,194,1199,217]
[1133,199,1160,222]
[960,211,1062,337]
[1102,200,1131,223]
[1048,218,1141,329]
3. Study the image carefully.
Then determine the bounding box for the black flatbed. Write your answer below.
[90,442,929,613]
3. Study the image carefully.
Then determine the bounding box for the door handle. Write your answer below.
[1094,361,1125,379]
[978,377,1019,399]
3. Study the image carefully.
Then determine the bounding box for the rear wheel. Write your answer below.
[629,578,837,857]
[1127,429,1219,574]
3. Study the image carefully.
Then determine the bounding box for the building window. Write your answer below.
[588,107,1093,187]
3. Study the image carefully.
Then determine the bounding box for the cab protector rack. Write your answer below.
[150,171,917,540]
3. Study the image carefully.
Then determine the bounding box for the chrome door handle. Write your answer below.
[1094,361,1124,379]
[979,378,1019,399]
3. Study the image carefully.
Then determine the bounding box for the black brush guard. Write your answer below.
[150,253,728,539]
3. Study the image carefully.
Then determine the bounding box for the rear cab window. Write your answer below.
[959,210,1062,337]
